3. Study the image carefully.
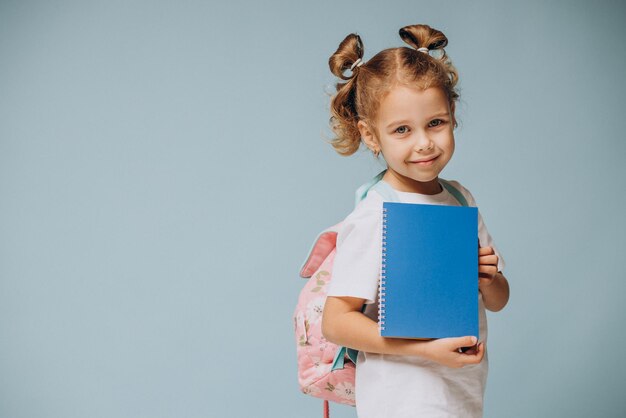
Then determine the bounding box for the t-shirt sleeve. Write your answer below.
[448,180,507,273]
[327,203,382,305]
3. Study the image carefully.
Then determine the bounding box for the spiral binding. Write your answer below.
[379,207,388,333]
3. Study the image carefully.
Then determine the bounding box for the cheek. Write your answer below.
[440,134,455,152]
[383,143,411,159]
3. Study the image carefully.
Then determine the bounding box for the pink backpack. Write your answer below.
[294,222,356,414]
[293,171,468,417]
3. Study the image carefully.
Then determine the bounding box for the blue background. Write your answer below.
[1,0,625,417]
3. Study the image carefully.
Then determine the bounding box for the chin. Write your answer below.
[404,173,440,183]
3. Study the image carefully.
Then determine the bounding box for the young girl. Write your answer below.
[321,24,510,417]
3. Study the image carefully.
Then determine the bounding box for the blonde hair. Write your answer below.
[328,24,460,156]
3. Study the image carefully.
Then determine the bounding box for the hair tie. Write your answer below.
[417,47,429,54]
[350,58,364,71]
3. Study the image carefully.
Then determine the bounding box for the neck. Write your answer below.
[382,169,442,195]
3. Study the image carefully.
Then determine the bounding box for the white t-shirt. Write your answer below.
[327,179,506,418]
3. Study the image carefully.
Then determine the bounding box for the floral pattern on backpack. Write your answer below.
[294,224,356,406]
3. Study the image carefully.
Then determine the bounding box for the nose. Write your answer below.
[413,132,433,152]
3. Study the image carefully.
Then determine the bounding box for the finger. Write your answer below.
[481,261,501,271]
[467,342,485,360]
[476,342,485,361]
[478,265,498,276]
[478,254,498,265]
[449,335,478,350]
[460,342,485,364]
[478,246,494,255]
[479,276,496,287]
[459,341,479,354]
[461,346,478,355]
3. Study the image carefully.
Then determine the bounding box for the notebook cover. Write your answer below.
[380,202,479,339]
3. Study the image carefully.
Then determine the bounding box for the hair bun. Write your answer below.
[329,34,364,80]
[399,24,448,55]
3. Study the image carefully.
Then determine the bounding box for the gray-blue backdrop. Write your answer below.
[1,0,625,417]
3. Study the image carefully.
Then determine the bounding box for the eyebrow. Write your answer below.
[385,111,450,129]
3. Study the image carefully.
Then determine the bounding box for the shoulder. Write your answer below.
[337,190,384,245]
[343,189,384,224]
[329,191,383,303]
[441,178,478,207]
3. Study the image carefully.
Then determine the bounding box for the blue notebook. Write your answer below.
[379,202,479,339]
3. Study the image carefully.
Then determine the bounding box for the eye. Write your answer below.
[428,119,446,128]
[395,125,410,134]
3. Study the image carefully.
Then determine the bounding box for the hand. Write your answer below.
[420,336,485,368]
[478,245,499,289]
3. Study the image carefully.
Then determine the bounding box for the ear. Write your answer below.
[357,120,380,153]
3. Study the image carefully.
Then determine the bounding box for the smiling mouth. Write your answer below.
[409,156,439,164]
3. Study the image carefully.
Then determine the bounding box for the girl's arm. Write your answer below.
[478,246,510,311]
[322,295,485,369]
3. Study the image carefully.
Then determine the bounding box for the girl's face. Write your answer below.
[358,85,455,195]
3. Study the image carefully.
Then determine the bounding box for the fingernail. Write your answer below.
[471,337,477,344]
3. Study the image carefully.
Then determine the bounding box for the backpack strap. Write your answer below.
[357,169,469,207]
[369,177,400,202]
[330,339,360,371]
[354,170,387,205]
[355,169,401,203]
[439,179,469,207]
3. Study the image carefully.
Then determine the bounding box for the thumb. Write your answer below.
[452,336,478,348]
